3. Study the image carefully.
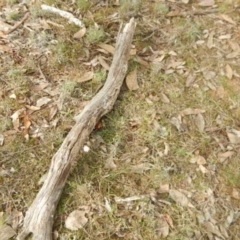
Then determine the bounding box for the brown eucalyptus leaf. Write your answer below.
[78,71,94,82]
[158,184,169,193]
[194,113,205,132]
[126,68,139,91]
[169,189,189,207]
[10,109,25,131]
[190,155,206,165]
[226,51,240,59]
[105,157,117,169]
[186,73,196,87]
[228,40,240,52]
[216,86,226,99]
[226,128,240,144]
[39,19,51,30]
[73,27,86,39]
[0,134,4,146]
[5,210,23,230]
[170,116,186,132]
[130,163,152,173]
[0,225,16,240]
[156,214,169,238]
[203,222,223,238]
[225,64,233,80]
[218,151,234,163]
[232,188,240,200]
[135,56,149,67]
[0,44,12,52]
[97,43,115,55]
[207,31,214,49]
[160,92,170,103]
[203,70,216,80]
[199,0,214,7]
[198,164,208,174]
[98,55,110,70]
[0,20,12,32]
[65,210,88,231]
[36,97,51,107]
[219,14,237,25]
[180,108,205,116]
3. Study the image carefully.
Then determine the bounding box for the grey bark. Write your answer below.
[17,18,136,240]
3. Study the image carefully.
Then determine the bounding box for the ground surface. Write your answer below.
[0,0,240,239]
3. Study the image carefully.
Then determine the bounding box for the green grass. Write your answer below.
[86,26,106,44]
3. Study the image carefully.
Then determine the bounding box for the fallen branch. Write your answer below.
[17,18,136,240]
[41,4,85,27]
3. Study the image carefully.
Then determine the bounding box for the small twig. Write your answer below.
[191,9,218,16]
[6,12,30,34]
[167,8,218,18]
[41,4,85,28]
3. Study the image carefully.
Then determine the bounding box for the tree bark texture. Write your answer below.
[17,18,136,240]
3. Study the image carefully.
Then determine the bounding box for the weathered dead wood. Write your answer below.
[17,18,136,240]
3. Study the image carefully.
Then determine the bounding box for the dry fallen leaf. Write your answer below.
[228,40,240,52]
[226,128,240,144]
[190,155,206,165]
[104,157,117,170]
[207,31,214,49]
[158,184,169,193]
[169,189,189,207]
[97,43,115,55]
[104,197,112,213]
[160,92,170,103]
[5,209,23,231]
[216,86,226,99]
[225,64,233,80]
[156,214,169,238]
[115,195,147,203]
[0,134,4,146]
[36,97,52,107]
[203,70,216,80]
[134,56,150,68]
[23,113,31,135]
[226,51,240,59]
[130,163,152,173]
[65,210,88,231]
[199,0,215,7]
[186,73,196,87]
[0,44,12,52]
[232,188,240,200]
[126,68,139,91]
[0,20,12,32]
[218,151,234,163]
[73,27,86,39]
[218,14,237,25]
[163,214,174,229]
[78,71,94,82]
[170,116,186,132]
[39,19,51,30]
[203,221,224,238]
[98,55,110,71]
[0,225,16,240]
[180,108,205,116]
[11,109,25,131]
[198,164,208,174]
[194,113,205,132]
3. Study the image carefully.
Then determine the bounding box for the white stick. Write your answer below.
[41,4,85,28]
